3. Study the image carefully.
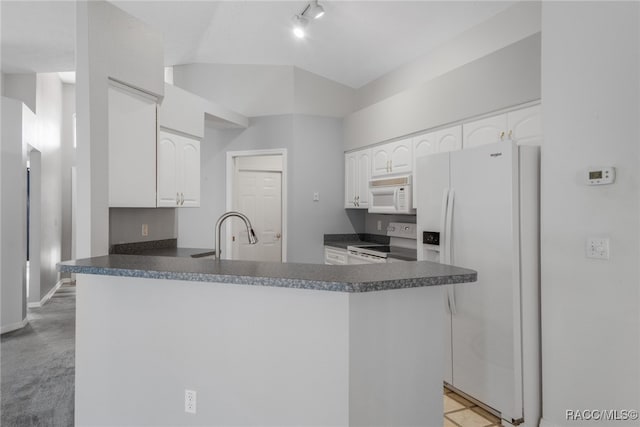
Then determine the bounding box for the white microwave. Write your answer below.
[368,175,415,214]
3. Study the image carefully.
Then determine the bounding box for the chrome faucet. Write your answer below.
[214,211,258,259]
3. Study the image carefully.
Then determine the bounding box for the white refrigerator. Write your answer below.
[416,141,540,426]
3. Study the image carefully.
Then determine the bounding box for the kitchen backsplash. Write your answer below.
[364,213,416,235]
[109,208,176,245]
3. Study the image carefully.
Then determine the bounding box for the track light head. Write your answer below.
[292,14,308,39]
[309,1,325,19]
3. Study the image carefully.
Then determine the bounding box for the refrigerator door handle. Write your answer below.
[439,189,449,261]
[446,189,457,315]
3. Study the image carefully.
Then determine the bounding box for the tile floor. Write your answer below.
[444,387,503,427]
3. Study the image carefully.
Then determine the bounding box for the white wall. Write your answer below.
[178,115,364,263]
[2,73,37,113]
[173,64,355,118]
[1,97,28,332]
[540,2,639,426]
[344,33,541,151]
[75,0,164,258]
[354,1,541,110]
[35,73,64,298]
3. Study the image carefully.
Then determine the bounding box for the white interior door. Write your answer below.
[449,142,522,421]
[232,166,282,262]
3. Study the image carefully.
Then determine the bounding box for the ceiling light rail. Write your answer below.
[292,0,325,39]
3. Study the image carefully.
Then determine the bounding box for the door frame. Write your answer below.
[225,149,288,262]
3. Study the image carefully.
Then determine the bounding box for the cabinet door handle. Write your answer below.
[390,160,392,172]
[180,192,184,205]
[508,130,513,139]
[176,193,180,205]
[500,131,505,140]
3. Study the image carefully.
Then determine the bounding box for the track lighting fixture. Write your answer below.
[291,1,324,39]
[292,14,309,39]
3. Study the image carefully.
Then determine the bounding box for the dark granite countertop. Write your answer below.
[125,247,216,258]
[58,255,476,293]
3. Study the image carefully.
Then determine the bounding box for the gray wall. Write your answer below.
[178,115,364,263]
[540,2,639,424]
[109,208,176,245]
[2,73,37,112]
[60,84,76,263]
[353,1,541,110]
[344,33,541,151]
[1,97,28,330]
[35,73,64,299]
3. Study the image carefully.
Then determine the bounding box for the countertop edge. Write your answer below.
[58,263,476,293]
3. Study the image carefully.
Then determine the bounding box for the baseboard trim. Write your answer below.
[1,317,28,334]
[28,278,71,308]
[539,418,561,427]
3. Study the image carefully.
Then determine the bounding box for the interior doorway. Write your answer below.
[26,149,41,307]
[226,150,287,262]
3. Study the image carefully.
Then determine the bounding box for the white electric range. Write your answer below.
[347,222,417,264]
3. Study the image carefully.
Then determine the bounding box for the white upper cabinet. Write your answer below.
[356,149,371,208]
[345,152,357,208]
[371,146,391,177]
[507,105,542,145]
[463,114,508,149]
[412,125,462,208]
[108,84,157,208]
[371,137,413,177]
[157,130,200,208]
[345,148,371,209]
[463,105,541,149]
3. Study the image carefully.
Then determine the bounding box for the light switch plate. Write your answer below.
[586,237,609,259]
[313,192,319,201]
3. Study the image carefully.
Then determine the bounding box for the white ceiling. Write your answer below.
[1,1,516,88]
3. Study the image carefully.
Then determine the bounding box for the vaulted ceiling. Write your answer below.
[1,1,515,88]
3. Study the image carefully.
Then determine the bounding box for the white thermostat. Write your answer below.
[587,167,615,185]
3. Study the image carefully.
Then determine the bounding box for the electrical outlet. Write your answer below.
[377,220,382,231]
[586,237,610,260]
[185,389,196,414]
[141,224,149,237]
[313,192,319,201]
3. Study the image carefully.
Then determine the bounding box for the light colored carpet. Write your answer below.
[1,283,76,427]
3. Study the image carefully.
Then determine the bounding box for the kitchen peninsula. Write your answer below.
[59,256,476,426]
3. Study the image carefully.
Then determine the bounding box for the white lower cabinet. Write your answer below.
[157,130,201,208]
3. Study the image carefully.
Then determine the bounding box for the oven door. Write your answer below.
[368,187,398,214]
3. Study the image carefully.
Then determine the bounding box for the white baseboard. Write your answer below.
[0,317,28,334]
[27,278,71,308]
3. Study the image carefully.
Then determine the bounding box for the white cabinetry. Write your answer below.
[412,125,462,208]
[324,247,348,265]
[108,84,157,207]
[157,130,201,207]
[345,148,371,208]
[371,137,412,176]
[463,105,541,148]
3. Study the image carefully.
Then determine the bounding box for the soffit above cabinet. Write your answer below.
[158,83,248,138]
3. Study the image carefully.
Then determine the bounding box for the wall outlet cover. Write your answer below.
[185,389,196,414]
